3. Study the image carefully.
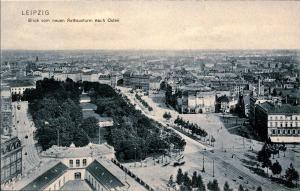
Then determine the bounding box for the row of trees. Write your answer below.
[175,116,208,137]
[23,78,99,150]
[171,168,263,191]
[257,142,299,186]
[83,81,186,162]
[135,93,153,111]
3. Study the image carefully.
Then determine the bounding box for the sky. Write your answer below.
[1,1,300,50]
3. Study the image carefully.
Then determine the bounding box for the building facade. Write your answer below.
[1,85,13,135]
[123,71,150,91]
[254,103,300,143]
[176,85,216,114]
[1,136,22,184]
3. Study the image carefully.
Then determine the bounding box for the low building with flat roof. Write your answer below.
[2,144,148,191]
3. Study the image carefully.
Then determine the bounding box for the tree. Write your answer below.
[271,160,282,177]
[223,181,233,191]
[207,179,220,191]
[196,175,206,191]
[183,172,192,187]
[285,163,299,185]
[191,171,198,187]
[279,143,287,157]
[80,117,99,138]
[163,112,172,120]
[257,143,272,175]
[256,186,262,191]
[180,185,192,191]
[236,94,245,117]
[177,168,184,185]
[168,175,175,187]
[238,185,244,191]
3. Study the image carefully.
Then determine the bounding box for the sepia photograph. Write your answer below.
[1,0,299,191]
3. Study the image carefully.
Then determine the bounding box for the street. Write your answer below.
[12,101,41,174]
[118,87,298,191]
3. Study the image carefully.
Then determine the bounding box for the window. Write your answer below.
[17,161,21,171]
[83,159,87,166]
[283,130,286,134]
[275,122,278,127]
[287,130,291,134]
[277,130,281,134]
[293,130,296,135]
[69,160,73,167]
[280,123,283,127]
[11,164,16,174]
[270,122,273,127]
[76,159,80,167]
[272,130,276,135]
[17,151,22,159]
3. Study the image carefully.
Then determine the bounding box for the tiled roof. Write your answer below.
[259,102,300,114]
[86,160,124,190]
[21,162,68,191]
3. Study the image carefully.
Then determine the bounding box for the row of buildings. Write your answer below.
[1,84,23,184]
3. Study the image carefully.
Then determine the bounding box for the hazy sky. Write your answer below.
[1,1,300,50]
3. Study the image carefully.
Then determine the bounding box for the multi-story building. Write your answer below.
[1,85,12,135]
[1,136,23,184]
[9,80,35,96]
[149,76,162,92]
[254,103,300,143]
[249,96,272,128]
[175,84,216,114]
[123,71,150,91]
[210,79,247,95]
[216,95,238,113]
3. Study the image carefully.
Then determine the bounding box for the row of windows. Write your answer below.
[0,161,22,180]
[88,174,105,191]
[269,122,299,128]
[1,152,22,167]
[271,129,300,136]
[269,116,299,120]
[49,176,65,191]
[69,159,87,167]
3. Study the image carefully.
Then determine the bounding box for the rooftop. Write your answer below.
[21,162,68,191]
[40,143,114,158]
[259,102,300,114]
[86,160,125,190]
[179,83,212,92]
[7,80,35,87]
[59,180,93,191]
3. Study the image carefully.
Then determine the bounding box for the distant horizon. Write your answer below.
[2,48,300,51]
